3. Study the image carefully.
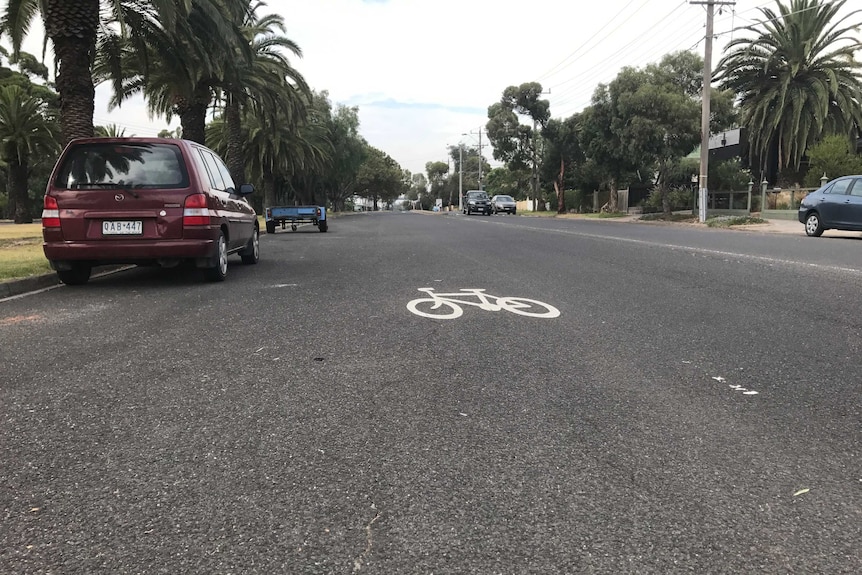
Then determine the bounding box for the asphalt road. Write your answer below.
[1,212,860,574]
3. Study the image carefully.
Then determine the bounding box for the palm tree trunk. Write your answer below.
[8,159,31,224]
[224,94,245,184]
[46,0,99,143]
[263,168,276,208]
[177,83,211,144]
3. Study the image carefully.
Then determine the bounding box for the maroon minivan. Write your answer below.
[42,138,259,285]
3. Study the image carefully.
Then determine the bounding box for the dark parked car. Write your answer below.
[797,175,862,237]
[462,190,492,215]
[42,137,259,285]
[491,194,516,215]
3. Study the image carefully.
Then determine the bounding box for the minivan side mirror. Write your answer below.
[238,183,254,195]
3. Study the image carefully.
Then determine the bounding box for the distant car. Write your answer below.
[797,175,862,237]
[462,190,492,215]
[42,137,259,285]
[491,194,517,215]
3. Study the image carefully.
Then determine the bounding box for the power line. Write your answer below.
[545,1,697,97]
[533,0,649,83]
[547,8,705,114]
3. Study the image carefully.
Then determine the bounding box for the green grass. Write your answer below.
[0,240,52,281]
[705,215,766,228]
[0,223,41,242]
[0,223,51,281]
[520,211,557,217]
[596,212,627,219]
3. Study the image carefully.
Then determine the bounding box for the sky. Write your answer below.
[6,0,861,177]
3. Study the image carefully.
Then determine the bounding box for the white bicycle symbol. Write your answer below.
[406,288,560,319]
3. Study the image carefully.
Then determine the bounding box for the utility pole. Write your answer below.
[478,128,483,191]
[691,0,735,223]
[458,143,464,211]
[533,117,539,211]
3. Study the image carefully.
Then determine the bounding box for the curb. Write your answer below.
[0,273,60,299]
[0,265,134,301]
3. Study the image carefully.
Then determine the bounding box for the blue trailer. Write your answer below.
[265,205,327,234]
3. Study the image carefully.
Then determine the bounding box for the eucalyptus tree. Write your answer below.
[321,102,366,210]
[425,160,448,201]
[486,82,550,210]
[715,0,862,177]
[541,114,583,213]
[581,51,734,215]
[0,0,193,143]
[0,84,59,222]
[356,146,403,211]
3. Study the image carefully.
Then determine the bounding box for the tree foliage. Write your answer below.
[716,0,862,176]
[356,145,403,210]
[580,51,729,214]
[803,134,862,186]
[486,82,550,178]
[541,114,582,213]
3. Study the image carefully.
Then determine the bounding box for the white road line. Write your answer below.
[470,219,862,277]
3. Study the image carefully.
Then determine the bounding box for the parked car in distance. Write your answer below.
[462,190,492,215]
[42,137,259,285]
[491,194,517,215]
[797,175,862,237]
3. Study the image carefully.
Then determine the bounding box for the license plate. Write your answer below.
[102,220,142,235]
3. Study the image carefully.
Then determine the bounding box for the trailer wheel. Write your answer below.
[291,224,297,231]
[266,221,276,234]
[318,220,328,232]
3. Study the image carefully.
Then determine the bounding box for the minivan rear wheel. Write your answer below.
[204,232,228,282]
[240,228,259,264]
[56,264,92,286]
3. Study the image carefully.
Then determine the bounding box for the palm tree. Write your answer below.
[716,0,862,177]
[0,0,192,144]
[95,123,132,137]
[0,84,59,222]
[208,92,330,209]
[217,2,310,183]
[95,0,250,144]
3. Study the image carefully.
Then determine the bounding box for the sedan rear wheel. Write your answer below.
[805,212,824,237]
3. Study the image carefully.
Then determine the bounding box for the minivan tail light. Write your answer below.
[42,196,60,228]
[183,193,210,226]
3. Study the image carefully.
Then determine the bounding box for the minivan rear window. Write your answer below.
[54,143,190,189]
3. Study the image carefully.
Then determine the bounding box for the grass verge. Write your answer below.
[639,213,699,223]
[0,240,51,281]
[705,215,767,228]
[0,223,51,281]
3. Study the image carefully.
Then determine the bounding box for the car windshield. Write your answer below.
[467,193,487,199]
[497,196,514,202]
[54,143,190,190]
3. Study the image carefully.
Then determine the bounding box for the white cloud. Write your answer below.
[6,0,861,177]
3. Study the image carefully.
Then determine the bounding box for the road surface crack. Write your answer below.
[352,508,381,572]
